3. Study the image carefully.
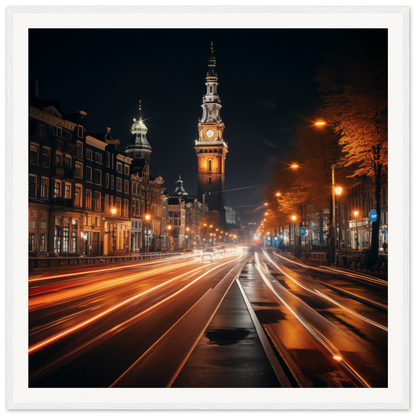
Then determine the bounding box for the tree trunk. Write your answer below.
[369,162,382,266]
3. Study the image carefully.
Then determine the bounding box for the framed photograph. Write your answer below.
[6,6,409,410]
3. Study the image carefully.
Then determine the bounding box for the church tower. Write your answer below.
[125,100,152,162]
[195,42,228,211]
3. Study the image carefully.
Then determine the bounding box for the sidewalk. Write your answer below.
[172,279,282,388]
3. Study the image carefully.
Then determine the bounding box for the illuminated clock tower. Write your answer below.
[195,42,228,211]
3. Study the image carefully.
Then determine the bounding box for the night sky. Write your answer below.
[29,29,386,224]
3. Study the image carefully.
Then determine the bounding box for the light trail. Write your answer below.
[30,253,244,383]
[29,253,241,354]
[109,253,243,387]
[254,253,371,388]
[29,255,183,283]
[29,260,199,309]
[263,251,388,331]
[272,250,387,287]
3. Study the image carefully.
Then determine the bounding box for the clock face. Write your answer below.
[206,129,214,139]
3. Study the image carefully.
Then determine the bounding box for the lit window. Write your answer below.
[75,184,82,207]
[54,180,61,198]
[93,192,101,211]
[64,183,71,199]
[40,177,49,199]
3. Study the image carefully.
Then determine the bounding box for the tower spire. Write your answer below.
[211,40,214,55]
[139,99,142,120]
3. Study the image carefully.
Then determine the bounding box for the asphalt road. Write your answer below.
[28,247,388,388]
[29,249,247,387]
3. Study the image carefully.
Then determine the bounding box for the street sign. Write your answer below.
[369,209,377,222]
[299,228,308,236]
[382,230,386,235]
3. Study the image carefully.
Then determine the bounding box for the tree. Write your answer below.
[315,40,387,265]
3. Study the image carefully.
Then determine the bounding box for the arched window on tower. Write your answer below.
[208,159,212,172]
[210,86,212,93]
[214,149,217,153]
[209,149,213,153]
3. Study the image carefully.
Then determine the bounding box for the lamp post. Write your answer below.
[353,210,359,250]
[334,186,343,265]
[111,207,116,255]
[291,215,297,253]
[167,225,172,251]
[144,213,150,253]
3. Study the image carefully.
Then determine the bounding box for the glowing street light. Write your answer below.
[276,192,281,197]
[264,202,268,206]
[314,121,326,126]
[335,186,343,196]
[354,210,360,250]
[111,207,117,255]
[290,164,299,169]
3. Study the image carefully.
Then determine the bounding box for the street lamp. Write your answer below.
[144,213,151,253]
[291,215,297,252]
[186,227,190,249]
[276,192,281,197]
[167,225,172,251]
[353,210,359,250]
[111,207,116,255]
[334,187,343,251]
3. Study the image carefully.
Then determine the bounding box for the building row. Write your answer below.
[28,83,205,256]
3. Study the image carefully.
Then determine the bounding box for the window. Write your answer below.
[85,189,92,209]
[95,152,102,163]
[105,195,109,214]
[77,125,83,138]
[64,183,71,199]
[86,166,93,182]
[116,177,122,192]
[123,199,128,217]
[75,184,82,207]
[94,169,102,185]
[54,228,62,253]
[93,192,101,211]
[76,141,83,160]
[124,179,129,194]
[71,220,77,253]
[208,177,212,184]
[62,226,69,253]
[39,234,46,252]
[29,144,39,164]
[112,154,114,169]
[63,155,72,169]
[116,197,122,212]
[62,130,71,140]
[132,199,136,216]
[40,222,47,230]
[111,175,114,190]
[132,182,136,195]
[106,151,110,168]
[116,162,122,173]
[54,180,61,198]
[54,126,62,137]
[136,199,140,216]
[29,175,37,198]
[29,234,35,252]
[41,148,51,167]
[75,162,83,178]
[86,149,93,160]
[40,177,49,199]
[29,221,36,230]
[208,159,212,172]
[105,173,110,188]
[124,165,129,175]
